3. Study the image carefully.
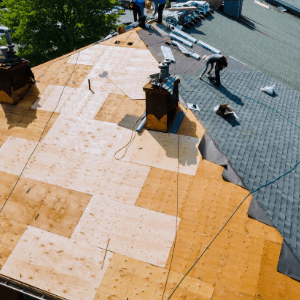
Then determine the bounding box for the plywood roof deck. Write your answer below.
[0,27,299,300]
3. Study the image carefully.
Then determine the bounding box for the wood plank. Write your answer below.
[0,226,113,300]
[255,241,300,299]
[119,129,201,175]
[0,216,27,270]
[95,253,214,300]
[71,196,178,267]
[0,137,150,205]
[94,93,145,124]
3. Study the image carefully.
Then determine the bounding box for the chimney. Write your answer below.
[143,61,180,132]
[0,29,35,105]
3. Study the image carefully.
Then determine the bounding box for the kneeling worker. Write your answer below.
[199,54,228,87]
[152,0,166,23]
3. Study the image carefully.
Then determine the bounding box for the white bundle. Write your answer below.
[260,84,276,95]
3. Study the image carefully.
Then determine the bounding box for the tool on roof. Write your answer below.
[214,103,239,119]
[0,28,35,105]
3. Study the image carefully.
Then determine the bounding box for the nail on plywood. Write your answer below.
[119,130,201,175]
[94,93,145,124]
[95,253,214,300]
[71,196,178,267]
[0,226,113,300]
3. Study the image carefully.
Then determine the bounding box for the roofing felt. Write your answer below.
[183,0,300,93]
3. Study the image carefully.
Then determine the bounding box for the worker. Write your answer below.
[199,54,228,87]
[152,0,166,23]
[131,0,145,22]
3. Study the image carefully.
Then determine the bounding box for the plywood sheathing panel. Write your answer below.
[0,172,91,238]
[0,216,27,270]
[100,30,147,49]
[68,45,159,99]
[32,61,93,88]
[95,253,214,300]
[256,241,300,299]
[0,134,8,147]
[42,115,128,156]
[0,137,150,205]
[177,107,206,138]
[94,93,145,124]
[71,196,178,267]
[119,130,201,175]
[211,285,255,300]
[136,156,284,297]
[31,85,109,119]
[0,226,113,300]
[0,105,59,142]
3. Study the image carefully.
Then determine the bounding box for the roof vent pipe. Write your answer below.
[0,46,9,60]
[158,59,171,82]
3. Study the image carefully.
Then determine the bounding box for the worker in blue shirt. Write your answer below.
[152,0,166,23]
[131,0,145,22]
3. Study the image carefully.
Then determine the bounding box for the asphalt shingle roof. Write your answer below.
[184,0,300,93]
[179,67,300,260]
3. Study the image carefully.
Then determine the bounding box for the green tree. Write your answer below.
[0,0,120,66]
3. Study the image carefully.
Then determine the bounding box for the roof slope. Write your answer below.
[0,27,299,300]
[185,0,300,92]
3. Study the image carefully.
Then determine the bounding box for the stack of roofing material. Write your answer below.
[172,27,197,43]
[197,40,220,54]
[169,32,193,47]
[223,0,243,18]
[171,41,201,60]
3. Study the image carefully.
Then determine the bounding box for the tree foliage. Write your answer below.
[0,0,119,66]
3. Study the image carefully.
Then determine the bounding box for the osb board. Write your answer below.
[32,85,109,119]
[33,62,93,88]
[31,44,93,76]
[135,167,195,216]
[0,172,91,238]
[68,45,159,99]
[119,130,201,175]
[100,30,147,49]
[95,253,214,300]
[71,196,178,267]
[42,115,128,156]
[0,226,113,300]
[256,241,300,299]
[0,216,27,270]
[211,285,255,300]
[0,137,150,205]
[94,93,145,124]
[0,104,59,142]
[177,106,206,138]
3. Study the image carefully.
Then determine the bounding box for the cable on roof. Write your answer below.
[168,82,300,299]
[0,51,81,215]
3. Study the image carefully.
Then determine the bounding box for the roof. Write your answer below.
[0,11,299,300]
[184,0,300,93]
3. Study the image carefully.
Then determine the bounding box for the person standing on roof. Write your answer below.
[131,0,145,22]
[152,0,166,23]
[199,54,228,87]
